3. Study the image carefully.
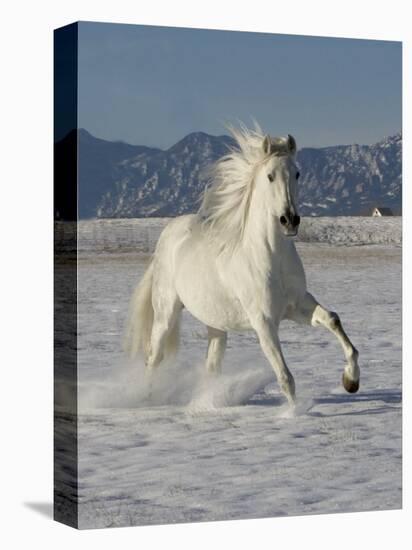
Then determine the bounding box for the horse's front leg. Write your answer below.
[251,317,296,406]
[290,292,360,393]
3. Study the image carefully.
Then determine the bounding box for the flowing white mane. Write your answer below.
[198,123,293,251]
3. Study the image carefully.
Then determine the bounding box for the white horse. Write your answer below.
[124,124,360,406]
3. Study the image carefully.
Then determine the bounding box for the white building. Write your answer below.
[372,207,394,217]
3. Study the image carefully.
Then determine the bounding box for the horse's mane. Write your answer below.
[198,122,291,251]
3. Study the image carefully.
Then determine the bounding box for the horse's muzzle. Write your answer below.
[280,211,300,236]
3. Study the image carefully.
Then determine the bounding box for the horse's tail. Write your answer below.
[123,259,181,363]
[123,259,155,361]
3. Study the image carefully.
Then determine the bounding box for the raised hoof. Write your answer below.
[342,373,360,393]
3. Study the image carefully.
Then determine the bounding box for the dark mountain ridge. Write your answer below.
[55,129,402,219]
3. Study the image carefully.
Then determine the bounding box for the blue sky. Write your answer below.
[78,22,401,149]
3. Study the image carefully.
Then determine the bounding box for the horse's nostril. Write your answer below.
[280,215,287,226]
[294,215,301,226]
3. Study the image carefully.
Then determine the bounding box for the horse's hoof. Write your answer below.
[342,372,359,393]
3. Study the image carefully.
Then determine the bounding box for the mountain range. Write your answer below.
[56,129,402,219]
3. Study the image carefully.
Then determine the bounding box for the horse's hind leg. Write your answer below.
[290,292,360,393]
[205,326,227,375]
[146,294,182,372]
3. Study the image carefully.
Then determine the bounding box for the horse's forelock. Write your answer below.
[267,135,296,157]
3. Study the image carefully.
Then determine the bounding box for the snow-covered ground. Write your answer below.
[62,219,401,529]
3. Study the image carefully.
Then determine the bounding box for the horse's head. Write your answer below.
[258,134,301,237]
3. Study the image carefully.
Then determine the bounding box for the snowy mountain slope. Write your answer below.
[72,129,401,218]
[91,131,233,218]
[297,134,402,215]
[78,129,160,218]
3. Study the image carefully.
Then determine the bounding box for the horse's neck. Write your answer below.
[242,206,294,269]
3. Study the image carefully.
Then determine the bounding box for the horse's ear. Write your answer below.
[287,134,297,154]
[262,135,272,155]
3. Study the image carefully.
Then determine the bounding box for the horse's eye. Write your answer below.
[268,174,274,182]
[296,171,300,180]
